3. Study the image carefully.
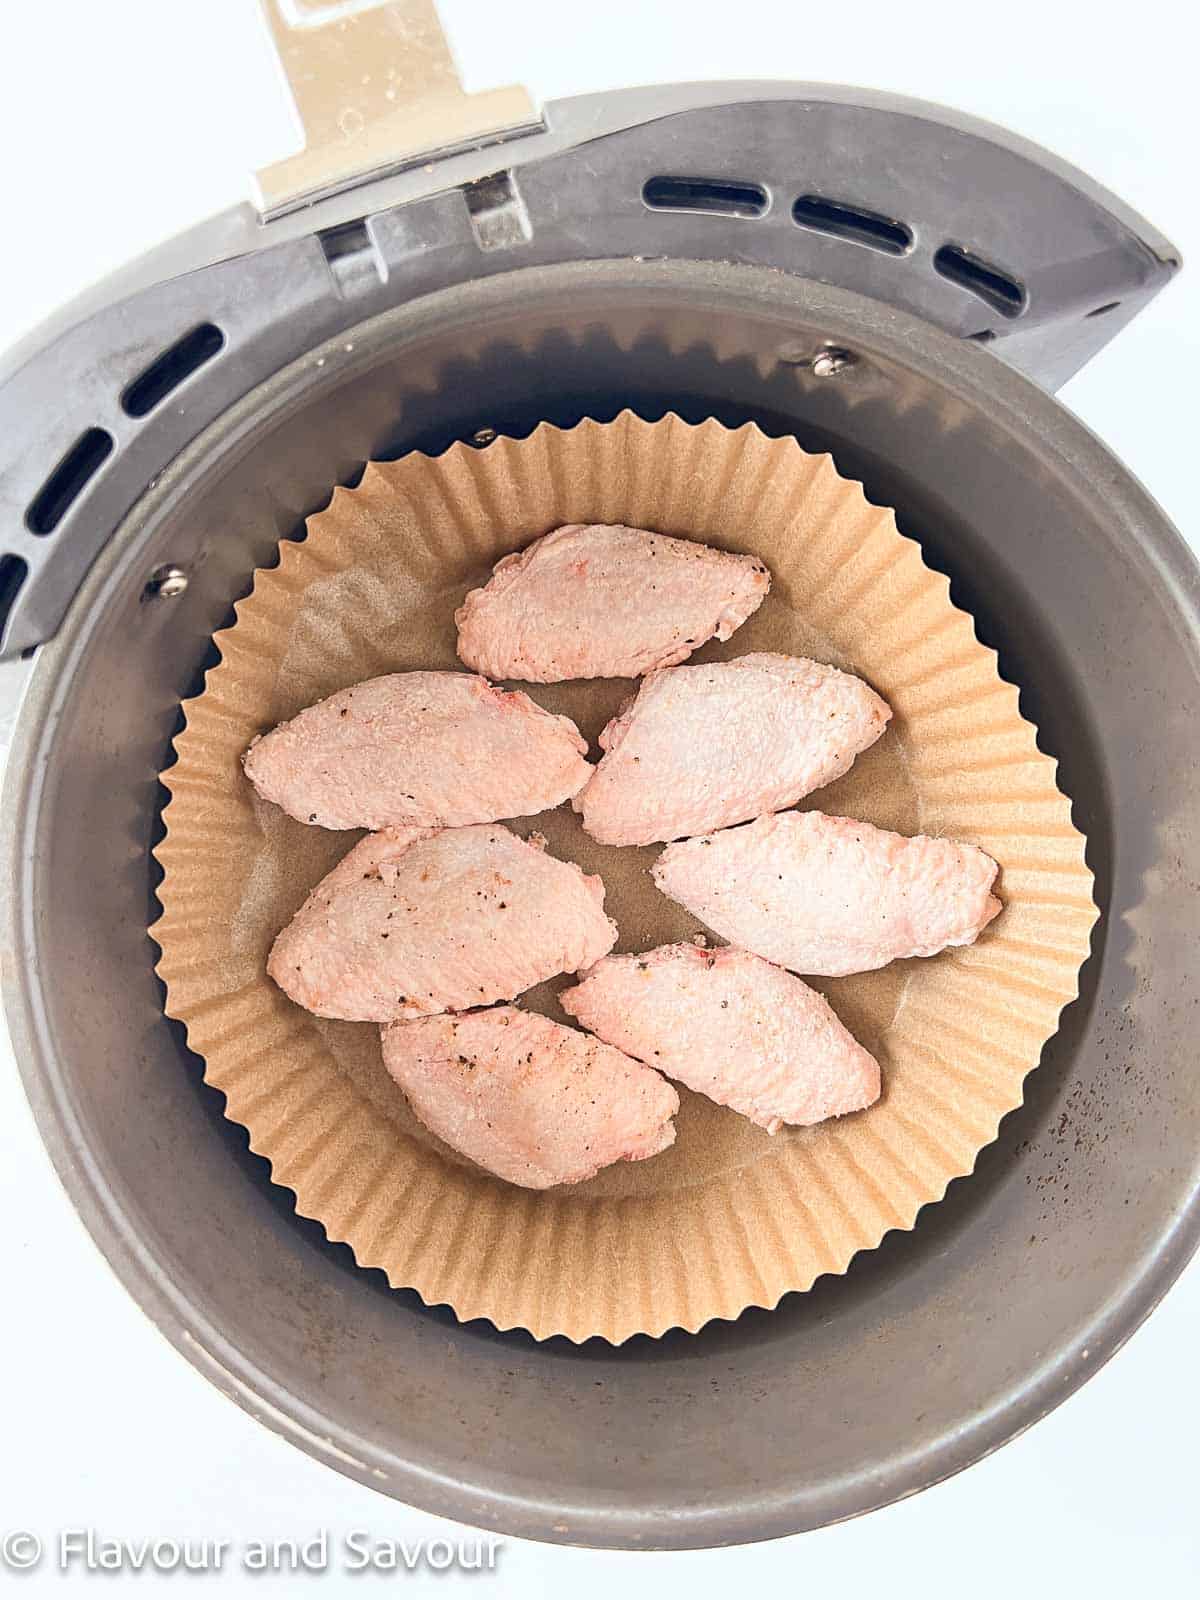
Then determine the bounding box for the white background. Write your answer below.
[1,1,1196,1594]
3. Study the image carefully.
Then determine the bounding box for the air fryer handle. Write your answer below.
[254,0,539,216]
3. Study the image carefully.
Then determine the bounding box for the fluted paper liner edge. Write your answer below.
[153,413,1097,1344]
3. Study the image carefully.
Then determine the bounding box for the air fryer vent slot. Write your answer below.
[642,176,768,218]
[934,245,1026,317]
[792,195,913,255]
[25,428,114,535]
[121,324,225,419]
[0,553,28,638]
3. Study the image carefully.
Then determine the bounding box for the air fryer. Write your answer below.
[2,0,1197,1551]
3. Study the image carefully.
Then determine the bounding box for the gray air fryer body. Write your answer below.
[2,0,1197,1551]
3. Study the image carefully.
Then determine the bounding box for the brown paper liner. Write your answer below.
[153,413,1097,1343]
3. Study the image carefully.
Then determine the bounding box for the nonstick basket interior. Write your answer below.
[6,262,1199,1548]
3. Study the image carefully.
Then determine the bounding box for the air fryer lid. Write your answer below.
[1,0,1196,1553]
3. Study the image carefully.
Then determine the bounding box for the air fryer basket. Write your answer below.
[6,259,1200,1547]
[1,0,1196,1547]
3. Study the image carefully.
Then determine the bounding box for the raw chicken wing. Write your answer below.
[269,824,617,1021]
[244,671,591,830]
[562,942,880,1132]
[576,653,890,844]
[455,524,769,681]
[382,1007,679,1188]
[653,811,1000,976]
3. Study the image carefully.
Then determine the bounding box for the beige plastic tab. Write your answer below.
[255,0,538,215]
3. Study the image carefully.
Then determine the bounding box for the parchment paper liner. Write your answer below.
[154,413,1097,1343]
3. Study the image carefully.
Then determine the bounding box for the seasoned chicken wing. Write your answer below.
[269,824,617,1021]
[576,653,890,845]
[382,1007,679,1189]
[455,524,769,682]
[653,812,1001,976]
[244,671,591,831]
[562,942,880,1132]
